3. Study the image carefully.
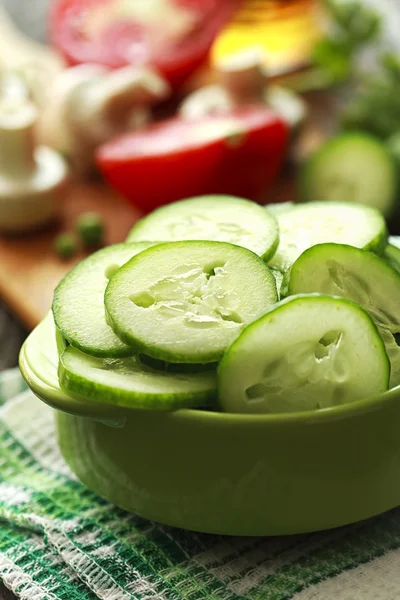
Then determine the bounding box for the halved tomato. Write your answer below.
[50,0,240,89]
[96,105,288,212]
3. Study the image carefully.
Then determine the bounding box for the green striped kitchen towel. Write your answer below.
[1,369,400,599]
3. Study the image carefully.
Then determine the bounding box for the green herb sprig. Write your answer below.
[342,52,400,143]
[286,0,381,92]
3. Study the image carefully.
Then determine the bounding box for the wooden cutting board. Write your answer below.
[0,182,142,330]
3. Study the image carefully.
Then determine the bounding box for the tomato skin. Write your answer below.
[96,106,288,212]
[50,0,240,89]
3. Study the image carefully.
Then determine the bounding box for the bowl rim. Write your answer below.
[20,337,400,427]
[182,384,400,425]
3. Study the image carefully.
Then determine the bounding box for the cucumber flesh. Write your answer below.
[53,243,156,358]
[59,346,217,410]
[105,241,278,364]
[218,295,389,414]
[299,133,398,216]
[288,243,400,386]
[126,195,279,261]
[269,201,387,272]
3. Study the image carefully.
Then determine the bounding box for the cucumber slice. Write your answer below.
[299,133,398,216]
[287,243,400,386]
[269,201,387,272]
[383,243,400,275]
[385,237,400,274]
[55,325,67,357]
[59,346,217,410]
[219,295,389,414]
[126,195,279,261]
[53,242,156,358]
[105,241,278,364]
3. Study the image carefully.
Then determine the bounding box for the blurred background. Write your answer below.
[0,0,400,373]
[3,0,52,42]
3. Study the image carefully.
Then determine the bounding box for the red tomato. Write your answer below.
[50,0,240,89]
[96,105,288,212]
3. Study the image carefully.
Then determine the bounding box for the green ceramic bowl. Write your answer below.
[19,314,400,536]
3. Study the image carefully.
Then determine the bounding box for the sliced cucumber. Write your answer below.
[269,201,387,272]
[59,346,217,410]
[385,237,400,274]
[218,295,389,414]
[105,241,277,364]
[299,133,398,216]
[287,243,400,386]
[383,243,400,275]
[53,242,156,358]
[55,325,67,357]
[126,195,279,261]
